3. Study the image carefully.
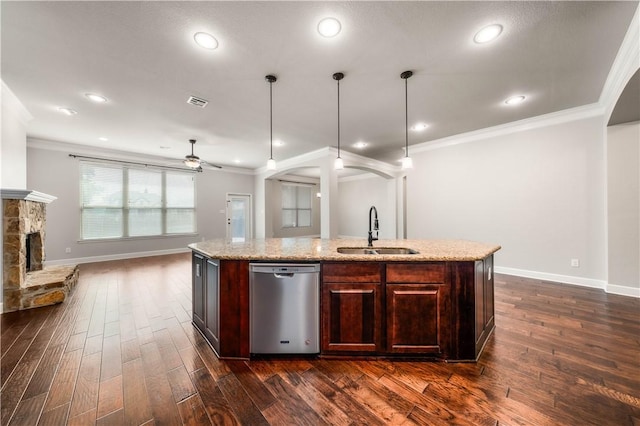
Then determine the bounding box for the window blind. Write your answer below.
[80,162,196,240]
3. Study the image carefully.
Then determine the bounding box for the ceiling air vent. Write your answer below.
[187,96,208,108]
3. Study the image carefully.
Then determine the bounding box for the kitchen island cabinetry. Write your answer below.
[189,238,500,362]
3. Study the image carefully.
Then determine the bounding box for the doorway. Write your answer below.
[226,193,252,242]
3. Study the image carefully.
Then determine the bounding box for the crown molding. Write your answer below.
[600,3,640,121]
[411,103,604,154]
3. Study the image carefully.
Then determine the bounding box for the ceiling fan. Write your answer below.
[183,139,222,170]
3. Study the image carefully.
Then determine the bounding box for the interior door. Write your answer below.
[226,193,252,242]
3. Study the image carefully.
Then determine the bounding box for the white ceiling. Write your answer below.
[2,1,638,170]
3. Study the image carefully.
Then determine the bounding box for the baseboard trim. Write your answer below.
[606,283,640,298]
[44,247,191,266]
[494,266,606,290]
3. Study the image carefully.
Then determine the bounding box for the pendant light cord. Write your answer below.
[404,76,408,158]
[269,80,273,160]
[337,78,341,158]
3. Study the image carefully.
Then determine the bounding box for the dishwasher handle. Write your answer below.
[274,273,295,278]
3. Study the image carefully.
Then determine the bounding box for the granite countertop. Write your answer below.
[189,238,500,261]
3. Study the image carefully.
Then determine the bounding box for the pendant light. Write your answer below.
[401,70,413,169]
[333,72,345,170]
[265,75,277,170]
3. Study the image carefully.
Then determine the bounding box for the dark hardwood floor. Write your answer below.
[1,253,639,425]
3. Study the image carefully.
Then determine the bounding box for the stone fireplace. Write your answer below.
[25,231,44,272]
[2,189,78,312]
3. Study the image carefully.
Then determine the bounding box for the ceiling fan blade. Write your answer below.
[200,160,222,169]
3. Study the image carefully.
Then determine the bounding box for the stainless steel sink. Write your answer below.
[337,247,419,255]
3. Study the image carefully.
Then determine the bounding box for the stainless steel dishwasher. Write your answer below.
[249,263,320,354]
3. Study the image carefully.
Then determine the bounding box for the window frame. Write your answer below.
[79,161,197,241]
[281,183,313,229]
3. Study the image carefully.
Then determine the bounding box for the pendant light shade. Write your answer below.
[401,70,413,170]
[333,72,344,170]
[265,74,277,170]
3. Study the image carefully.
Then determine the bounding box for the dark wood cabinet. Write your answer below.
[192,253,206,332]
[204,259,220,354]
[192,254,249,359]
[322,263,383,353]
[386,263,450,355]
[218,260,250,359]
[474,256,494,355]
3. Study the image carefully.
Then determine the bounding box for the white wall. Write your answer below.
[27,145,254,264]
[338,173,397,240]
[1,82,31,190]
[607,121,640,294]
[407,115,607,287]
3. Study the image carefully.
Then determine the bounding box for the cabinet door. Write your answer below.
[386,263,449,355]
[474,256,495,355]
[192,253,206,332]
[474,260,485,343]
[483,255,495,332]
[386,283,450,354]
[322,282,382,353]
[204,259,220,354]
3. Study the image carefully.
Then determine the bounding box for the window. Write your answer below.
[281,183,312,228]
[80,162,196,240]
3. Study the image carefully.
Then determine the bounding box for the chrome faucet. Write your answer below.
[368,206,379,247]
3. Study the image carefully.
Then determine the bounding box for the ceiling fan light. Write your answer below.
[334,157,344,170]
[183,155,201,168]
[267,158,277,170]
[401,156,413,170]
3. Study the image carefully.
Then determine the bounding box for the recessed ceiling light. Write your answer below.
[474,24,503,44]
[353,141,368,149]
[194,32,218,50]
[317,17,341,38]
[410,123,429,131]
[99,137,109,142]
[504,95,526,105]
[58,107,77,116]
[85,93,107,103]
[159,145,171,149]
[273,140,285,147]
[234,159,242,164]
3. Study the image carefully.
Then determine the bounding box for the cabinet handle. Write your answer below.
[196,264,201,277]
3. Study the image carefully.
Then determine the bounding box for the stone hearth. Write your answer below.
[2,189,78,312]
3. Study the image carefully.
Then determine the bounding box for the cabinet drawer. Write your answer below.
[386,263,445,283]
[323,262,381,283]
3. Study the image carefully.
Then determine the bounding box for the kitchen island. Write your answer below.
[189,238,500,362]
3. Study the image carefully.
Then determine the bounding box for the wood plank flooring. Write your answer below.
[1,253,639,425]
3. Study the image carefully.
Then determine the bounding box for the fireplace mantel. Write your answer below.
[0,189,57,204]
